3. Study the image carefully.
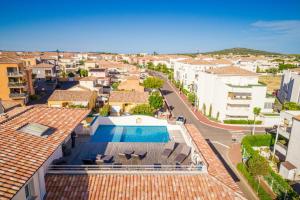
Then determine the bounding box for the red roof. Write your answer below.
[0,106,90,200]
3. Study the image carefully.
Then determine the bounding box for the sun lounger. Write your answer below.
[174,145,191,164]
[161,142,176,158]
[119,150,134,159]
[102,155,114,163]
[132,150,147,159]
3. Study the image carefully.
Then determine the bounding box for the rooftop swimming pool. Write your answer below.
[91,125,170,143]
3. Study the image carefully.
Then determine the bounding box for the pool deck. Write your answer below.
[64,136,192,165]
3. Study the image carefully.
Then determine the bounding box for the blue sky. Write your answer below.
[0,0,300,53]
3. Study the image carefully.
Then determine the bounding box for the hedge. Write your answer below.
[242,135,275,147]
[237,163,272,200]
[223,119,262,124]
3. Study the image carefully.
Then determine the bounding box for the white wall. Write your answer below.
[286,119,300,169]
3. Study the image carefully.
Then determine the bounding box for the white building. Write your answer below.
[173,58,231,91]
[88,68,108,78]
[274,111,300,181]
[278,68,300,104]
[195,66,274,121]
[233,57,278,73]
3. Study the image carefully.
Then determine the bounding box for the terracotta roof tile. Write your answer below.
[0,106,90,200]
[109,91,149,103]
[206,66,257,76]
[48,90,94,102]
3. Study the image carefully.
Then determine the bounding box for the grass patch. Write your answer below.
[258,75,282,94]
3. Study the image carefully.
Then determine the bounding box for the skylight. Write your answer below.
[18,123,54,137]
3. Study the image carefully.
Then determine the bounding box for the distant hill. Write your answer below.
[203,48,282,56]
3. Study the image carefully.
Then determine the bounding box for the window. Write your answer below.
[25,179,35,200]
[264,102,273,109]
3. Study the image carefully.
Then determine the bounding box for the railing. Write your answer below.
[7,72,23,76]
[47,164,205,174]
[9,93,27,98]
[8,82,26,87]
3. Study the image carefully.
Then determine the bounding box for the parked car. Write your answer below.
[176,115,186,124]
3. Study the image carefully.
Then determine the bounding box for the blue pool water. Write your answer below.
[91,125,170,142]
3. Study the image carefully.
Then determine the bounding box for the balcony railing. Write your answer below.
[47,164,205,174]
[278,126,291,139]
[7,72,23,77]
[275,142,288,156]
[9,93,27,98]
[8,82,26,87]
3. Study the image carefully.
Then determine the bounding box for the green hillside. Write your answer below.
[203,48,282,56]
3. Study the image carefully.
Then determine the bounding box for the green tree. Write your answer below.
[130,104,154,116]
[79,60,85,65]
[111,82,120,90]
[252,107,261,135]
[247,155,269,194]
[147,62,155,70]
[77,68,88,77]
[143,77,164,89]
[188,93,196,105]
[68,72,75,78]
[266,67,278,76]
[99,104,110,116]
[148,93,164,109]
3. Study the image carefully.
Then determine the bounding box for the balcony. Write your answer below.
[227,98,251,104]
[278,126,291,139]
[275,142,288,157]
[9,93,27,99]
[7,72,23,77]
[8,82,26,88]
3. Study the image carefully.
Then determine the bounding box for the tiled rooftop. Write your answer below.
[0,106,90,200]
[206,66,257,76]
[109,91,149,103]
[45,124,245,199]
[48,90,94,102]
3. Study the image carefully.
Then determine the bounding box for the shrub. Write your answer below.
[182,88,189,96]
[223,119,262,124]
[130,104,154,116]
[111,82,120,90]
[69,104,87,108]
[148,93,164,109]
[283,102,300,110]
[208,104,212,117]
[188,93,196,105]
[99,104,110,116]
[237,163,272,200]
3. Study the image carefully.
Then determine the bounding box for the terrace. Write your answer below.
[48,115,205,173]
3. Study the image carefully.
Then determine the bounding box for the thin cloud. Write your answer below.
[251,20,300,35]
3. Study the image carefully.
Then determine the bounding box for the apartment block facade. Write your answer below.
[0,57,34,104]
[275,111,300,180]
[278,69,300,104]
[195,67,274,121]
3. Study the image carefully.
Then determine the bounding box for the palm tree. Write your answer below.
[252,107,261,135]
